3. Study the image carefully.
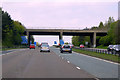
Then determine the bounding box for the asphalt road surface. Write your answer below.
[2,47,96,79]
[52,47,119,79]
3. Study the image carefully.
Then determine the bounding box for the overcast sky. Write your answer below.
[1,0,119,46]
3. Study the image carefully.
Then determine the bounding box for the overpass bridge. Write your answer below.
[25,29,107,47]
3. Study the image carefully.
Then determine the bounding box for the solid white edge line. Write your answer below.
[95,78,99,80]
[73,51,120,65]
[76,67,80,70]
[1,49,28,56]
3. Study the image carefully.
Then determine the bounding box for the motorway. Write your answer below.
[2,47,119,79]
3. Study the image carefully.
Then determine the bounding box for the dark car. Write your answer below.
[112,45,120,55]
[60,44,72,53]
[107,45,114,51]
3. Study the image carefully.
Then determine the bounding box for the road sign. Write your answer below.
[34,42,36,46]
[60,40,64,45]
[54,41,57,44]
[30,41,32,45]
[21,36,28,44]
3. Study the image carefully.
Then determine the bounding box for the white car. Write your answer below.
[40,44,50,52]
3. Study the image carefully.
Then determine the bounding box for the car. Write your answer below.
[107,45,114,51]
[60,44,72,53]
[80,44,84,48]
[41,42,48,45]
[68,43,74,48]
[39,42,48,47]
[30,44,35,49]
[112,45,120,55]
[40,44,50,52]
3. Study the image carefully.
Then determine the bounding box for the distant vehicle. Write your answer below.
[39,42,48,47]
[60,44,72,53]
[30,44,35,49]
[40,44,50,52]
[68,43,74,48]
[80,44,84,48]
[40,42,48,46]
[107,45,114,51]
[112,45,120,54]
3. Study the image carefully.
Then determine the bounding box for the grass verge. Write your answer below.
[72,48,120,63]
[96,45,108,49]
[2,47,27,51]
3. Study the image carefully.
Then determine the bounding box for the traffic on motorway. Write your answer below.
[3,43,119,79]
[29,42,120,56]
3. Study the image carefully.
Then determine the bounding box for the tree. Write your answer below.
[30,35,34,44]
[72,36,85,46]
[72,17,118,47]
[72,36,80,46]
[98,22,104,28]
[2,8,27,47]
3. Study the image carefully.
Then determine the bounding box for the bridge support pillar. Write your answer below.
[27,31,30,46]
[90,32,96,48]
[59,32,63,45]
[93,32,96,48]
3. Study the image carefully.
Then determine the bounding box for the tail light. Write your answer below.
[62,46,64,48]
[70,46,71,48]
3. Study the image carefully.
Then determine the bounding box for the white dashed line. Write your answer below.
[67,61,70,63]
[62,57,64,59]
[76,67,80,70]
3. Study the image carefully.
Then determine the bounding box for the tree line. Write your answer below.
[72,17,120,47]
[1,8,34,47]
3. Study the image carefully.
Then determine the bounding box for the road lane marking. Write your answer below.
[67,61,70,63]
[76,67,80,70]
[73,51,120,65]
[1,49,28,56]
[62,57,64,59]
[94,78,99,80]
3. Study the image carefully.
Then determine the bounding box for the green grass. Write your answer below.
[72,48,120,63]
[96,45,108,49]
[2,47,27,51]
